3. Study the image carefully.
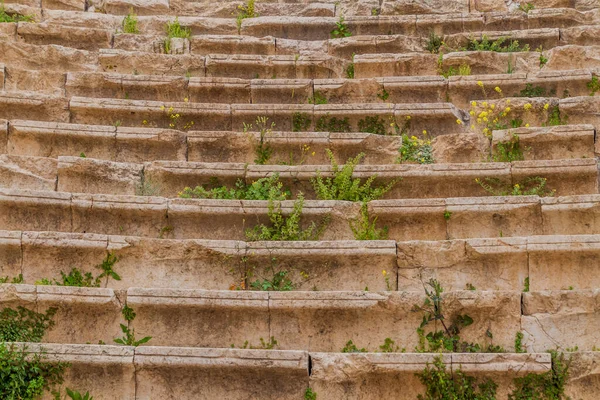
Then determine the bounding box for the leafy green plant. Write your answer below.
[509,351,570,400]
[518,2,535,12]
[315,115,351,132]
[517,83,554,98]
[236,0,257,33]
[122,9,139,33]
[379,338,403,353]
[249,258,295,291]
[377,87,389,101]
[304,387,317,400]
[426,31,443,54]
[515,331,525,353]
[308,91,328,105]
[312,150,397,202]
[416,356,498,400]
[523,277,530,292]
[358,115,387,135]
[349,203,388,240]
[0,306,57,342]
[398,134,434,164]
[0,1,34,22]
[244,116,275,164]
[466,283,476,291]
[342,340,367,353]
[537,46,548,67]
[179,174,290,201]
[0,343,69,400]
[346,53,355,79]
[293,112,312,132]
[492,133,525,162]
[245,193,329,241]
[113,305,151,347]
[331,15,351,38]
[0,274,24,284]
[588,76,599,96]
[476,177,555,197]
[437,54,471,78]
[65,388,94,400]
[55,268,100,287]
[465,35,530,52]
[444,211,452,221]
[546,105,566,126]
[164,17,191,53]
[97,252,121,287]
[234,336,278,349]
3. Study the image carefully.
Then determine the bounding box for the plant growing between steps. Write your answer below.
[491,133,525,162]
[244,116,275,164]
[426,31,444,54]
[113,305,152,347]
[164,17,191,53]
[476,176,555,197]
[231,337,278,349]
[342,340,367,353]
[0,274,23,283]
[398,134,434,164]
[0,343,69,400]
[122,9,139,34]
[53,388,95,400]
[346,53,355,79]
[304,387,317,400]
[349,203,389,240]
[464,35,530,53]
[36,252,121,288]
[0,1,34,22]
[0,306,57,342]
[379,337,405,353]
[330,15,351,38]
[518,2,535,12]
[509,351,570,400]
[308,91,328,105]
[245,193,330,241]
[358,115,388,135]
[293,112,312,132]
[179,174,290,201]
[236,0,257,34]
[516,83,555,98]
[312,150,398,202]
[315,115,351,132]
[588,76,599,96]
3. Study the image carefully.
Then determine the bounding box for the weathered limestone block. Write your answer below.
[314,78,381,104]
[41,0,85,10]
[112,34,163,53]
[115,126,187,162]
[0,91,69,122]
[0,189,72,232]
[21,231,108,285]
[354,53,438,78]
[492,124,595,160]
[4,68,66,95]
[382,76,447,104]
[381,0,469,14]
[97,0,169,15]
[527,69,592,98]
[432,132,490,163]
[71,193,168,237]
[369,199,447,241]
[541,195,600,235]
[0,154,57,191]
[329,132,402,165]
[349,15,418,36]
[251,79,312,104]
[559,96,600,127]
[240,16,334,41]
[448,73,527,109]
[447,196,543,239]
[0,41,99,72]
[128,288,270,347]
[36,285,122,344]
[565,351,600,399]
[441,51,539,76]
[69,97,231,131]
[544,45,600,70]
[135,16,237,36]
[416,13,476,35]
[99,49,205,77]
[527,8,598,29]
[134,347,309,400]
[188,77,250,104]
[245,240,397,291]
[190,35,276,55]
[522,290,600,351]
[121,74,188,102]
[444,28,560,51]
[511,159,598,196]
[269,290,520,351]
[0,230,22,280]
[397,237,528,291]
[276,38,328,56]
[528,235,600,291]
[560,25,600,46]
[43,9,123,30]
[17,22,112,50]
[57,156,143,195]
[7,120,117,160]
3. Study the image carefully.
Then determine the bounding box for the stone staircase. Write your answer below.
[0,0,599,398]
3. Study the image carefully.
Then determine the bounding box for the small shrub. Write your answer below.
[312,150,397,202]
[331,15,351,38]
[122,9,139,34]
[426,31,443,54]
[0,274,24,284]
[179,174,290,201]
[379,338,403,353]
[349,203,388,240]
[97,252,121,287]
[164,17,191,52]
[465,35,530,53]
[398,134,434,164]
[244,116,275,164]
[245,193,329,241]
[509,351,570,400]
[517,83,553,98]
[358,115,387,135]
[0,343,69,400]
[0,2,34,22]
[308,91,328,105]
[588,76,599,96]
[476,176,555,197]
[518,2,535,12]
[492,133,525,162]
[65,388,94,400]
[315,115,351,132]
[377,87,389,101]
[416,356,498,400]
[0,306,57,342]
[341,340,367,353]
[250,269,294,291]
[114,305,151,347]
[537,46,548,67]
[304,387,317,400]
[293,112,312,132]
[515,331,525,353]
[55,268,101,287]
[235,0,257,33]
[546,105,566,126]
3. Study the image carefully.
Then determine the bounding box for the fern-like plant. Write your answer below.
[349,203,388,240]
[312,150,397,202]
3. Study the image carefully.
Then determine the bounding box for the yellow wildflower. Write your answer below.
[505,99,511,104]
[483,117,488,122]
[504,107,511,113]
[382,270,387,276]
[160,105,165,110]
[524,103,532,111]
[477,118,482,124]
[482,102,488,108]
[525,123,530,127]
[184,98,189,102]
[494,86,502,93]
[422,130,427,135]
[477,81,484,87]
[456,119,463,125]
[406,115,411,120]
[471,101,477,107]
[470,110,475,116]
[471,124,475,130]
[544,103,550,110]
[490,104,495,109]
[311,152,315,156]
[142,120,147,125]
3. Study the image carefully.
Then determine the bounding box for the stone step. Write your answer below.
[0,230,397,291]
[5,230,600,292]
[0,283,521,351]
[59,69,596,106]
[0,91,69,122]
[8,342,571,399]
[4,189,600,240]
[49,156,598,199]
